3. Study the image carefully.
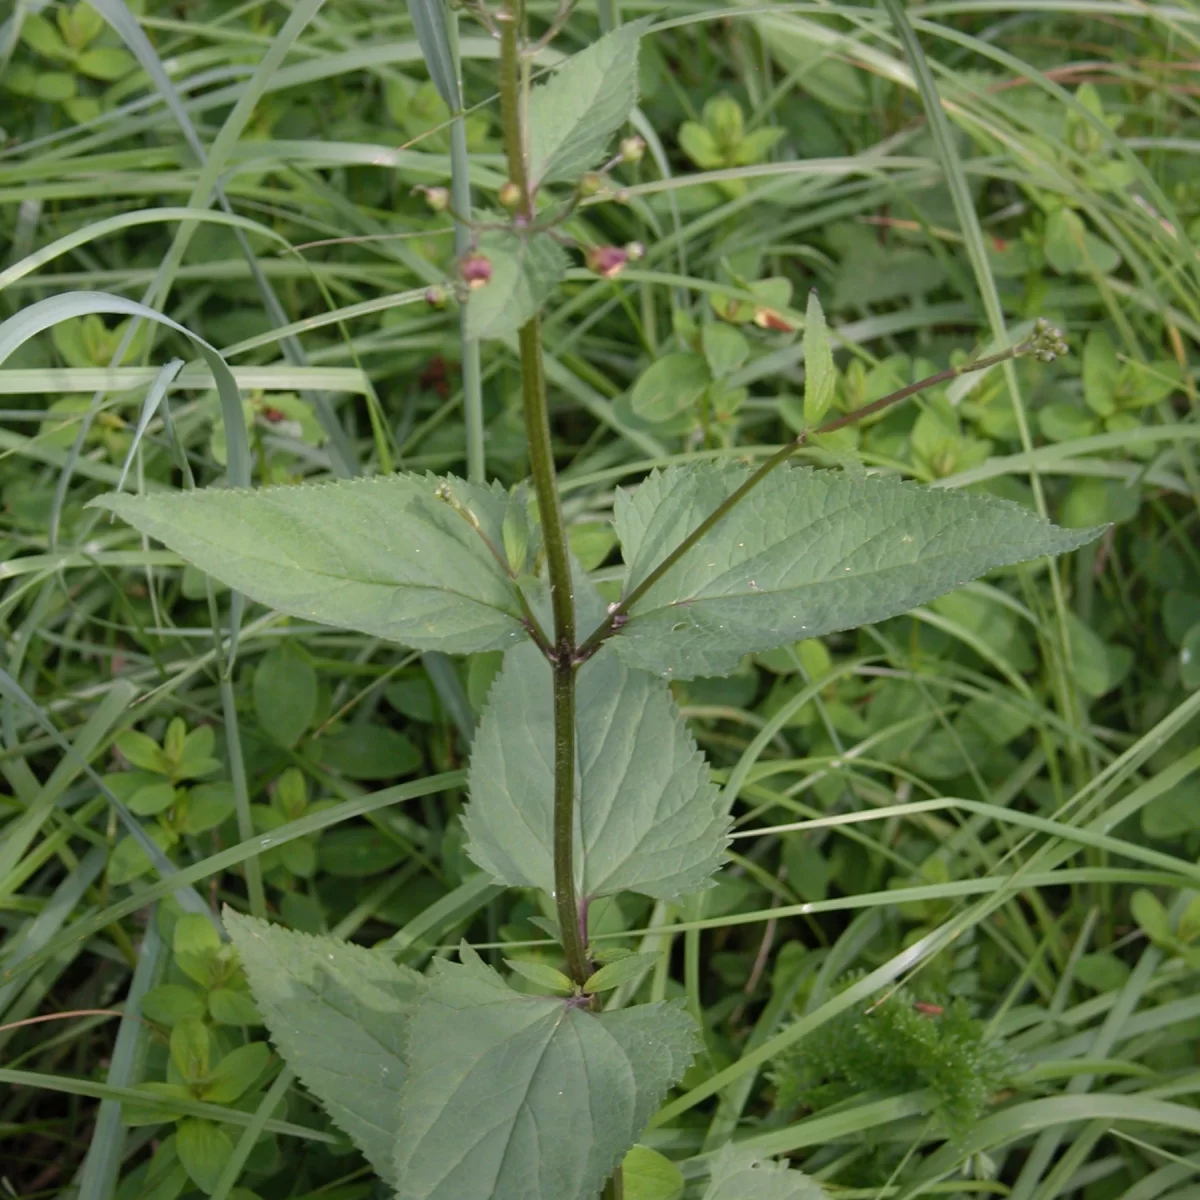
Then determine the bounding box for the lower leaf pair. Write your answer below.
[225,912,696,1200]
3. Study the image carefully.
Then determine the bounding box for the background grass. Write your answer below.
[2,0,1200,1197]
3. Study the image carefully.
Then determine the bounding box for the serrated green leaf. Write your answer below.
[702,1146,828,1200]
[392,947,697,1200]
[464,227,569,340]
[583,952,660,994]
[464,639,730,901]
[610,464,1102,678]
[528,19,652,186]
[91,474,527,655]
[224,910,422,1186]
[803,290,835,427]
[254,647,317,747]
[505,957,576,995]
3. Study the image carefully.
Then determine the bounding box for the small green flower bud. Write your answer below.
[619,135,646,164]
[498,180,522,209]
[420,186,450,212]
[579,172,604,197]
[624,241,646,262]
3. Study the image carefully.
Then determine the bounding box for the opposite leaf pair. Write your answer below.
[94,461,1099,682]
[224,912,696,1200]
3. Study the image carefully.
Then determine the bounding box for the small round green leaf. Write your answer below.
[128,782,178,816]
[1131,889,1172,945]
[623,1145,684,1200]
[201,1041,271,1103]
[208,987,263,1027]
[141,983,207,1027]
[318,725,420,780]
[176,1119,234,1195]
[630,354,711,423]
[254,648,317,748]
[169,1017,210,1084]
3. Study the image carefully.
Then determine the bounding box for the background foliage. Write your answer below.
[2,0,1200,1198]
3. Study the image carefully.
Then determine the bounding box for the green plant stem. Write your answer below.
[446,13,485,484]
[500,0,589,986]
[577,341,1032,660]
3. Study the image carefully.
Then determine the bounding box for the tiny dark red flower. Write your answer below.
[460,253,493,289]
[586,245,629,279]
[753,307,794,332]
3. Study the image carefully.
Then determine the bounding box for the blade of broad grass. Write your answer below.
[0,292,249,488]
[880,0,1086,789]
[88,0,359,477]
[378,871,503,961]
[0,847,105,1018]
[0,1067,339,1142]
[898,1096,1200,1200]
[0,207,298,293]
[75,913,165,1200]
[0,771,467,991]
[115,358,184,493]
[652,727,1200,1122]
[731,1091,932,1159]
[0,669,213,923]
[1012,894,1188,1200]
[0,680,136,890]
[220,677,265,920]
[420,651,476,748]
[209,1067,296,1200]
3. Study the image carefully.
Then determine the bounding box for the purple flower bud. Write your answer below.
[460,253,493,289]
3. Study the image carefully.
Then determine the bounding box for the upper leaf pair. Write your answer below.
[96,463,1098,680]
